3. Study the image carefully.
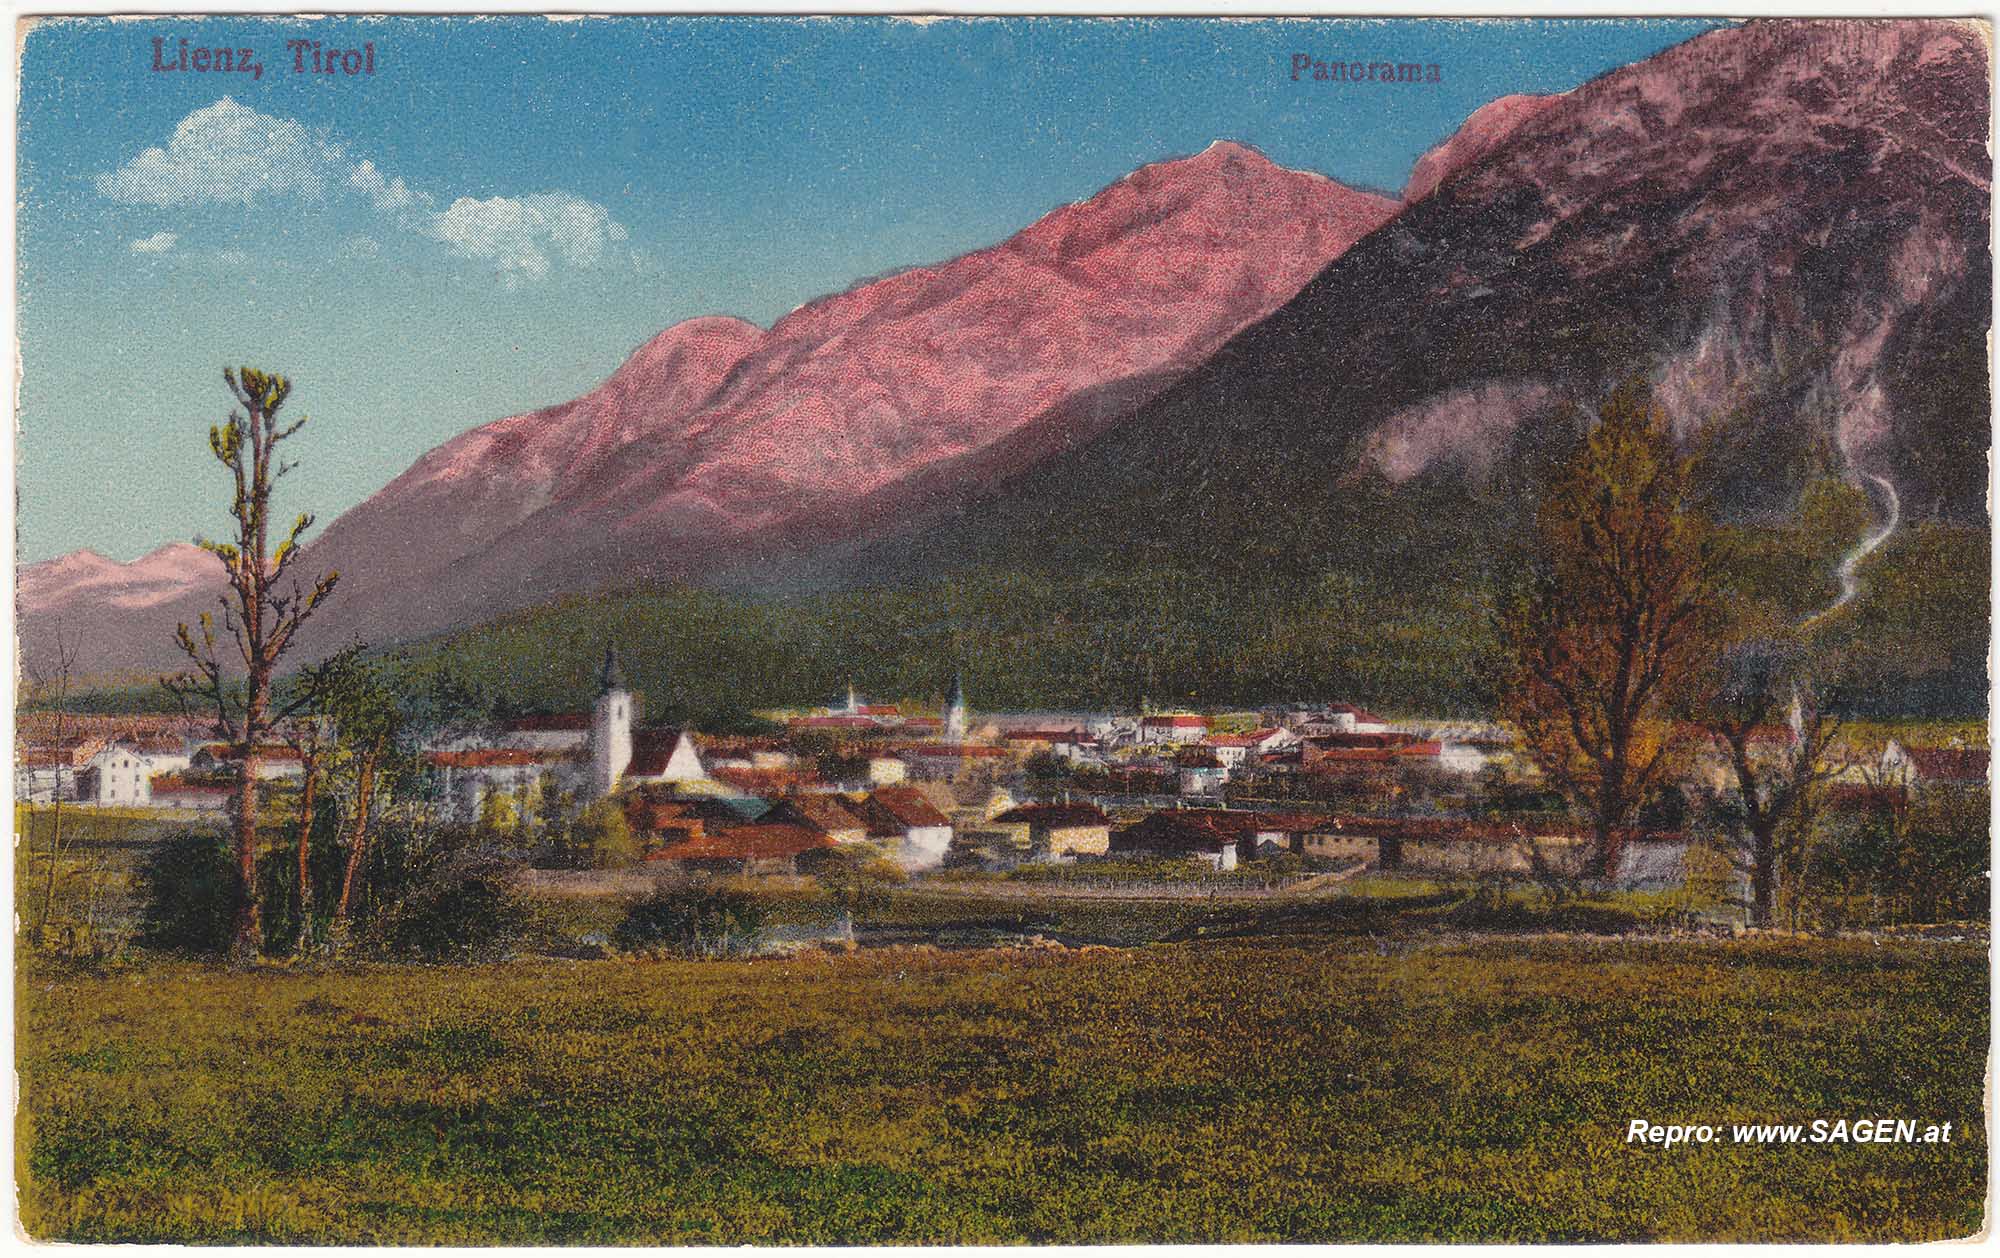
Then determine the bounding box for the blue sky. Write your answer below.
[17,15,1729,564]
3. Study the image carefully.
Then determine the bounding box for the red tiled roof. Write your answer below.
[1142,714,1208,728]
[647,823,834,862]
[1321,705,1388,722]
[150,775,233,794]
[788,716,882,730]
[857,704,900,717]
[1306,732,1418,751]
[1004,728,1092,742]
[626,728,695,777]
[766,794,868,836]
[863,786,952,830]
[198,743,304,762]
[1903,747,1989,783]
[712,766,819,797]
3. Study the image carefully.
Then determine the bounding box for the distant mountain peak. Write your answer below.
[1403,93,1563,203]
[19,540,220,618]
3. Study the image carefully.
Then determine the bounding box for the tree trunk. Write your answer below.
[1749,824,1777,928]
[230,747,264,963]
[36,783,65,948]
[294,764,319,956]
[330,738,384,954]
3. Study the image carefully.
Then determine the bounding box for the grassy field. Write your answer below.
[16,936,1987,1243]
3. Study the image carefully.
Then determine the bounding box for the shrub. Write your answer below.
[133,831,243,956]
[362,855,530,962]
[614,885,767,957]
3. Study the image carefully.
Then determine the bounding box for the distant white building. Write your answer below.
[78,741,158,806]
[1435,742,1490,775]
[1302,704,1392,736]
[1139,714,1208,746]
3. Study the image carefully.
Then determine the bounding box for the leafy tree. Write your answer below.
[324,657,402,953]
[165,368,339,962]
[576,797,643,869]
[1501,382,1723,879]
[280,644,367,956]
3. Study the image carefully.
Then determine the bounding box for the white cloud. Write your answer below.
[428,193,629,285]
[348,160,422,214]
[95,97,342,207]
[99,99,627,286]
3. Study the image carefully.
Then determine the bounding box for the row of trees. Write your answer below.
[1499,381,1982,928]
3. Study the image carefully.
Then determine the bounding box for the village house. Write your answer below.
[190,743,304,781]
[147,775,235,814]
[762,794,871,846]
[1138,713,1209,746]
[16,736,107,803]
[622,790,768,849]
[894,742,1011,782]
[1176,748,1229,796]
[1301,704,1393,735]
[1110,810,1246,870]
[851,786,955,869]
[77,740,167,806]
[646,823,837,876]
[1881,741,1990,794]
[990,801,1113,861]
[1002,727,1102,763]
[428,748,562,819]
[1203,727,1296,769]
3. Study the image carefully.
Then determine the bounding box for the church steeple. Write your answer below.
[592,645,633,797]
[945,671,968,741]
[598,645,629,695]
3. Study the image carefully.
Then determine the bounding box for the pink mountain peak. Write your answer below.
[1403,93,1563,203]
[18,540,222,617]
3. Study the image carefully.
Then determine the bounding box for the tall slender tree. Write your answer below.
[165,367,339,962]
[1501,381,1723,879]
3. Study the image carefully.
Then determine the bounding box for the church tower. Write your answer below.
[592,645,634,798]
[945,672,968,741]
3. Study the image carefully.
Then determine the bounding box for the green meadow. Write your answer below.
[17,935,1987,1243]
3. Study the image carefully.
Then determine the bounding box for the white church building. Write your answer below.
[430,647,705,819]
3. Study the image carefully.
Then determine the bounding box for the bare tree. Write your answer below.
[164,367,339,963]
[23,630,80,948]
[1696,643,1845,927]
